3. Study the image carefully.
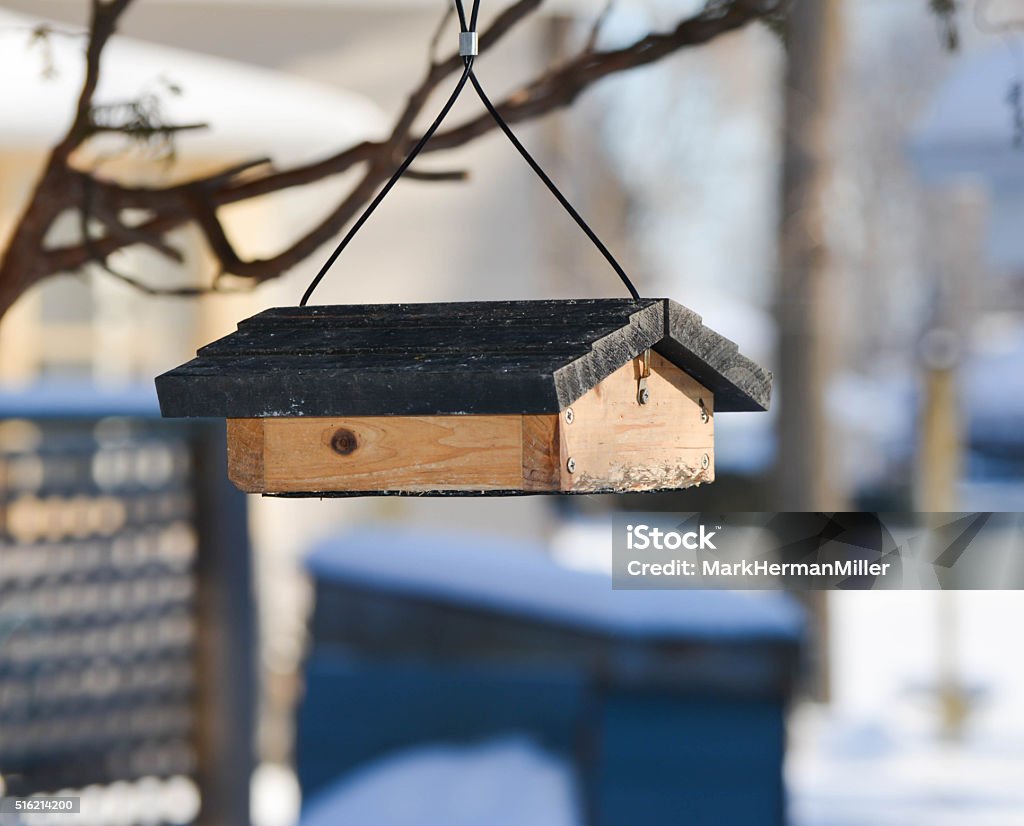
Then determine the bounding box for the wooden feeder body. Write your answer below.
[226,351,714,495]
[156,300,770,496]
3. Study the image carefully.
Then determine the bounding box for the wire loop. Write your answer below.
[299,0,640,306]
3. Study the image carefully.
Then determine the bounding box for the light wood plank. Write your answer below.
[559,352,714,492]
[226,419,265,493]
[521,414,560,492]
[243,415,525,493]
[225,352,715,495]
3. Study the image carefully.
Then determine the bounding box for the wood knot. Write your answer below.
[330,427,358,456]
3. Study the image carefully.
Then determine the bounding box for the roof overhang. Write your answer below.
[155,299,772,418]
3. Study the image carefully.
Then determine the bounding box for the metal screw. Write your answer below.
[566,457,576,474]
[699,399,709,424]
[564,408,574,424]
[638,387,650,405]
[701,453,710,470]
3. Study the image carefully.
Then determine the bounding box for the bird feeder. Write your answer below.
[155,298,770,496]
[153,0,772,496]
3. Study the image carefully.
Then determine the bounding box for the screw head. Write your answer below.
[566,457,576,474]
[699,399,709,423]
[638,388,650,405]
[701,453,710,470]
[564,408,574,424]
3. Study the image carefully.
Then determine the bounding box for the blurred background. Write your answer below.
[1,0,1024,824]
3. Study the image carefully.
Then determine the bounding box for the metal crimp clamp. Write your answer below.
[459,31,478,57]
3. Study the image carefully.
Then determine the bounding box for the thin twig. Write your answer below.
[79,175,214,295]
[584,0,616,54]
[429,5,456,65]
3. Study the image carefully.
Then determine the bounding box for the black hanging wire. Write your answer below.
[467,73,639,300]
[300,0,640,306]
[299,61,474,306]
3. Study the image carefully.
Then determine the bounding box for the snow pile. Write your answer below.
[299,738,581,826]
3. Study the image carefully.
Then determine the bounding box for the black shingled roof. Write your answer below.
[155,299,772,418]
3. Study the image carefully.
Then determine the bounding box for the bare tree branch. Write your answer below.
[89,197,184,263]
[404,168,470,182]
[0,0,138,313]
[80,169,250,296]
[428,5,456,65]
[0,0,782,313]
[429,0,778,151]
[929,0,959,49]
[56,0,136,160]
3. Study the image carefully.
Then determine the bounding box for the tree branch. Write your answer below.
[429,0,779,151]
[1,0,782,314]
[55,0,136,160]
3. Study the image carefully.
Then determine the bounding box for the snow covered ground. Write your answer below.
[298,739,581,826]
[788,708,1024,826]
[788,589,1024,825]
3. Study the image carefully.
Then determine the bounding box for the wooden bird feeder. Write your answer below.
[153,3,772,496]
[154,298,771,496]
